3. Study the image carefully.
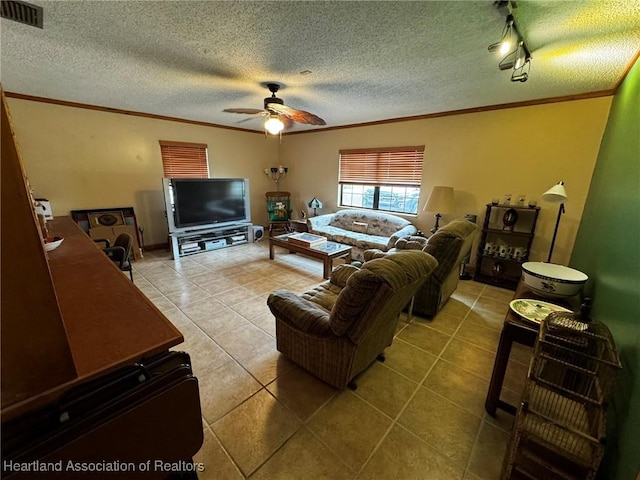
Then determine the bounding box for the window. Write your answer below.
[338,146,424,214]
[159,141,209,178]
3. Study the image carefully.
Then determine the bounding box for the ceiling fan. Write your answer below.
[223,83,326,134]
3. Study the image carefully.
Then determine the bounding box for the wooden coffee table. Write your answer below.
[269,233,352,279]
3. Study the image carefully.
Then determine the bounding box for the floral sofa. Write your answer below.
[307,209,417,261]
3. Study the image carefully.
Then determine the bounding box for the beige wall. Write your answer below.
[282,97,612,265]
[7,96,612,265]
[7,98,279,246]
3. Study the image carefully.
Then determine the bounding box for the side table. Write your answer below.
[484,280,579,416]
[289,219,309,233]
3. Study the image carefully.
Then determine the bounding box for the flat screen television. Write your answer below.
[162,178,251,233]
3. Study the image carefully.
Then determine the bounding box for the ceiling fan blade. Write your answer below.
[280,115,294,130]
[223,108,265,115]
[267,103,326,126]
[236,112,268,124]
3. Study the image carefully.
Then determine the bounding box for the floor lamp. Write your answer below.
[542,181,568,263]
[423,186,455,233]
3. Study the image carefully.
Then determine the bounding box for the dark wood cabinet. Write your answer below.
[473,203,540,290]
[1,91,202,478]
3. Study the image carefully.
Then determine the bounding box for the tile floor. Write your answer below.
[132,242,532,479]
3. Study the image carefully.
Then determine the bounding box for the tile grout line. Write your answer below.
[139,272,281,429]
[199,422,246,479]
[140,247,514,478]
[143,297,266,429]
[464,413,488,480]
[355,289,486,477]
[289,423,359,479]
[141,255,336,478]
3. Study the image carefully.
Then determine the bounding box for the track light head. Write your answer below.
[488,15,514,54]
[499,59,515,71]
[511,72,529,82]
[514,41,531,70]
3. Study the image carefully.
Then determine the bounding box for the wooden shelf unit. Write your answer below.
[474,203,541,290]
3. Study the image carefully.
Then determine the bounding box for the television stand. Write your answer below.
[169,223,253,259]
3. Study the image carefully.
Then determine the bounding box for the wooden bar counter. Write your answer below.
[1,220,202,479]
[2,217,184,421]
[47,217,183,377]
[1,93,202,477]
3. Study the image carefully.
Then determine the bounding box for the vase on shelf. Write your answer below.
[502,208,518,231]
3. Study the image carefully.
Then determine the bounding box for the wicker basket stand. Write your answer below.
[501,312,622,480]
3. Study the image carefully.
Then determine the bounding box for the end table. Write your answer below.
[289,219,309,233]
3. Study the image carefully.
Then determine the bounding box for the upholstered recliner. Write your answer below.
[364,219,478,318]
[267,250,438,389]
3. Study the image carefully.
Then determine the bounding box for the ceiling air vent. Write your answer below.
[1,0,43,28]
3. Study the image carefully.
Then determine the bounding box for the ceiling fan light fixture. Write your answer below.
[264,115,284,135]
[225,83,325,132]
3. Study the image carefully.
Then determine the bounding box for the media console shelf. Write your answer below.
[170,222,253,259]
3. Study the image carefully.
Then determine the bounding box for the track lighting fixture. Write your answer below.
[488,14,515,56]
[498,48,517,71]
[511,71,529,83]
[514,41,527,70]
[510,40,531,82]
[488,5,532,82]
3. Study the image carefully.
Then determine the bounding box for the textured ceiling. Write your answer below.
[1,1,639,133]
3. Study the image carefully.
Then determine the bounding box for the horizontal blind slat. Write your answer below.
[339,145,425,155]
[159,140,208,149]
[339,146,424,185]
[160,142,209,179]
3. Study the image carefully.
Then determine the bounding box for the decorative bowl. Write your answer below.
[521,262,588,298]
[44,236,64,251]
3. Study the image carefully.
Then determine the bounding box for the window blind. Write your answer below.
[338,146,425,186]
[159,141,209,178]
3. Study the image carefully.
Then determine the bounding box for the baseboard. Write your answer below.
[143,242,169,251]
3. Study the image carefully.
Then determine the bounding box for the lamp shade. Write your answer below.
[307,197,323,209]
[542,181,568,203]
[423,186,455,214]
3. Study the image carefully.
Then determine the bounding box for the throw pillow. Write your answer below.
[352,221,368,234]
